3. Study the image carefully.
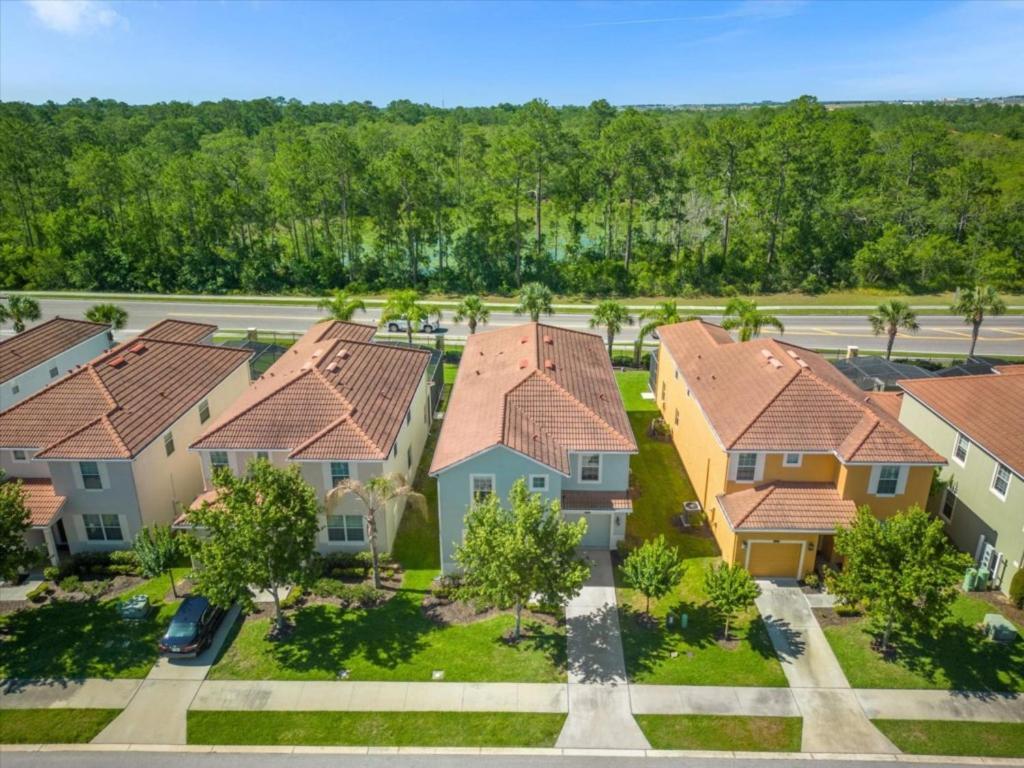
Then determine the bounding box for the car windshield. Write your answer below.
[165,619,198,640]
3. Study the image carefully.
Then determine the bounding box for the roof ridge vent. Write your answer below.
[326,361,340,373]
[760,349,773,359]
[336,348,351,360]
[769,358,783,369]
[786,349,800,359]
[543,334,553,345]
[130,342,147,354]
[544,359,555,371]
[519,358,529,369]
[108,355,127,368]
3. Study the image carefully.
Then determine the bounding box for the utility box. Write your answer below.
[962,567,978,592]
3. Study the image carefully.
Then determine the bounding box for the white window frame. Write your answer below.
[12,449,29,462]
[783,453,802,467]
[82,512,123,541]
[470,474,496,501]
[256,451,270,462]
[952,432,970,467]
[209,451,231,474]
[870,464,906,497]
[198,398,211,424]
[328,461,351,487]
[529,474,549,492]
[579,454,602,484]
[991,463,1011,501]
[326,513,365,543]
[78,461,105,491]
[731,452,763,483]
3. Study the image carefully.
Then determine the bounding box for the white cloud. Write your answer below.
[26,0,126,35]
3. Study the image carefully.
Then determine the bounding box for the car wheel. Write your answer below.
[423,324,433,333]
[388,323,398,332]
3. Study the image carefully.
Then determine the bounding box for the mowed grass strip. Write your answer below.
[872,719,1024,758]
[637,714,802,752]
[187,710,566,747]
[0,708,121,743]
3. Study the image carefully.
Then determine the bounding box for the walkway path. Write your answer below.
[555,551,650,750]
[754,581,898,754]
[90,605,240,745]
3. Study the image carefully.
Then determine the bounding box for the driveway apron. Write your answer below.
[556,551,650,750]
[92,605,240,745]
[755,582,898,754]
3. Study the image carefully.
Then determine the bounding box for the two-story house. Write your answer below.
[1,317,113,410]
[898,366,1024,595]
[188,320,434,554]
[430,323,637,575]
[655,320,944,579]
[0,319,251,565]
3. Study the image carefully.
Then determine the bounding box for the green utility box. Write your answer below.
[976,570,990,591]
[962,568,978,591]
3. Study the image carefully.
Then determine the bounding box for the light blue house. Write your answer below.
[429,323,637,574]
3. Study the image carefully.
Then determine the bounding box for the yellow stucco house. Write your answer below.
[654,320,944,578]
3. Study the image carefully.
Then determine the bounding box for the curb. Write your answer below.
[3,743,1023,764]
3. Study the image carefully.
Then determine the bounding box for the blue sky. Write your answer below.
[1,1,1021,105]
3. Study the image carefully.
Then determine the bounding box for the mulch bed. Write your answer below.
[421,593,560,629]
[812,605,861,629]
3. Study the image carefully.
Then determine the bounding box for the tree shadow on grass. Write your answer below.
[0,598,167,690]
[883,622,1024,695]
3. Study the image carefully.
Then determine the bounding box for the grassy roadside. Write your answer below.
[186,710,567,747]
[636,714,802,752]
[0,708,121,743]
[872,719,1024,757]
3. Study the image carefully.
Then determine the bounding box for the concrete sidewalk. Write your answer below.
[191,681,566,713]
[0,679,142,709]
[92,605,241,745]
[630,684,799,716]
[856,689,1024,722]
[556,551,650,750]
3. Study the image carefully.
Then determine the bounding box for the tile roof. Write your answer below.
[657,320,942,465]
[430,323,636,475]
[561,490,633,511]
[0,317,109,382]
[717,481,858,531]
[140,319,217,343]
[13,478,67,527]
[0,321,251,459]
[900,370,1024,478]
[191,321,429,461]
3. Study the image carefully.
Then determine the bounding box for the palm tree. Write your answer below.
[635,302,700,367]
[452,295,490,335]
[720,298,784,342]
[85,303,128,330]
[1,295,41,333]
[868,299,919,360]
[514,282,554,322]
[951,285,1006,357]
[589,300,634,359]
[380,290,438,346]
[318,289,366,322]
[327,473,425,589]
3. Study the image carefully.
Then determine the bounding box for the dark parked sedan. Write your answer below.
[158,596,225,657]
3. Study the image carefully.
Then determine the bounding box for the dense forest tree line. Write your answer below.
[1,96,1021,296]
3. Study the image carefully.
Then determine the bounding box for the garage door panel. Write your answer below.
[747,542,803,578]
[565,513,611,549]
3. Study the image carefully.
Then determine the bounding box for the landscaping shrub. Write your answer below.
[803,573,820,589]
[1010,569,1024,609]
[281,587,305,609]
[109,549,142,573]
[80,579,111,598]
[309,578,385,607]
[42,566,60,581]
[835,601,862,617]
[26,582,52,603]
[58,575,82,593]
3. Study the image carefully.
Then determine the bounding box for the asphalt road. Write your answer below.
[0,752,988,768]
[11,297,1024,357]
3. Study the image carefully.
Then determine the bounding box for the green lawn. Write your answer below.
[0,708,121,744]
[187,710,566,747]
[637,714,802,752]
[873,719,1024,758]
[823,595,1024,692]
[0,570,184,680]
[210,397,566,684]
[613,376,783,687]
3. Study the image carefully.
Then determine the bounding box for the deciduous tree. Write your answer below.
[703,562,759,641]
[0,475,37,582]
[622,535,685,614]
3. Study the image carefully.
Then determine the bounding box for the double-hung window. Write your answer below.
[992,463,1011,500]
[580,454,601,483]
[330,461,350,486]
[83,513,122,541]
[953,433,970,465]
[327,514,365,542]
[163,431,175,456]
[735,453,758,482]
[79,461,103,490]
[210,451,230,472]
[471,474,495,501]
[198,399,211,424]
[875,465,901,496]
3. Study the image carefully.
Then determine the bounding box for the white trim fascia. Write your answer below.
[5,327,112,385]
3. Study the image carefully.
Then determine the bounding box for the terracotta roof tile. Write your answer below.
[140,319,217,343]
[12,478,67,526]
[900,371,1024,477]
[430,323,636,475]
[561,490,633,511]
[0,317,109,382]
[658,320,942,465]
[191,321,428,461]
[717,482,858,531]
[0,321,251,459]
